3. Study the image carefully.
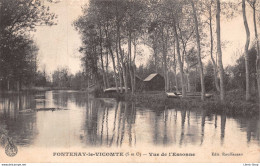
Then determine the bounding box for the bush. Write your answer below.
[93,88,103,98]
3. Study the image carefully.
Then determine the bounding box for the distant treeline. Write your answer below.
[51,67,88,90]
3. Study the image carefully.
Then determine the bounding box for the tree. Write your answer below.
[190,0,205,100]
[173,20,187,97]
[124,0,147,94]
[242,0,251,101]
[204,61,216,92]
[228,47,257,91]
[0,34,39,90]
[0,0,56,35]
[204,0,220,92]
[0,0,57,91]
[162,0,187,96]
[74,0,147,94]
[216,0,225,101]
[247,0,260,102]
[52,67,71,88]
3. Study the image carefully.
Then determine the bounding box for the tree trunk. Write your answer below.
[123,61,128,94]
[99,25,107,89]
[17,81,20,92]
[178,24,191,93]
[173,42,179,92]
[161,27,168,92]
[195,66,198,91]
[251,2,260,103]
[242,0,250,101]
[167,71,170,91]
[174,66,179,92]
[105,50,110,88]
[115,34,123,93]
[128,32,135,94]
[117,23,128,93]
[115,1,127,93]
[133,38,137,92]
[7,79,10,91]
[166,29,169,91]
[173,21,186,97]
[209,2,220,92]
[216,0,225,101]
[129,66,134,94]
[186,58,191,92]
[104,20,117,91]
[100,54,106,89]
[108,46,119,92]
[190,0,205,101]
[153,45,158,73]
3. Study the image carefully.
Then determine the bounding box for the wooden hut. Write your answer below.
[135,75,144,91]
[143,73,165,91]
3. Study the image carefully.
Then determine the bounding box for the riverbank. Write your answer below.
[101,90,259,117]
[0,86,88,94]
[0,87,52,94]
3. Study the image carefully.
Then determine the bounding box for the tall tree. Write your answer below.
[205,0,220,92]
[190,0,205,100]
[247,0,260,102]
[173,20,187,97]
[216,0,225,101]
[242,0,251,101]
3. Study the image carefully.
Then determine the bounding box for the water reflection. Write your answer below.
[0,91,259,148]
[220,112,226,145]
[0,93,37,146]
[82,101,138,147]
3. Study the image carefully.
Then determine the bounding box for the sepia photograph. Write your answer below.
[0,0,259,164]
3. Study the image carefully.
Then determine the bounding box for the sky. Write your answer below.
[34,0,88,75]
[33,0,257,75]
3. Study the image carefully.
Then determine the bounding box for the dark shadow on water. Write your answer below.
[0,93,37,146]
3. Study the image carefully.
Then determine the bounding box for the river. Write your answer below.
[0,90,259,150]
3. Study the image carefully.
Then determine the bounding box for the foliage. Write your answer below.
[0,0,57,91]
[51,67,88,90]
[228,47,257,91]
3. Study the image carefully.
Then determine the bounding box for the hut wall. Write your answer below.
[145,75,165,91]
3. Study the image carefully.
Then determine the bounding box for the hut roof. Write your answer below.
[143,73,159,82]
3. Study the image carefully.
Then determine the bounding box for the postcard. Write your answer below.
[0,0,259,163]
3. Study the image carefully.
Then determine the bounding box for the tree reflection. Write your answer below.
[200,110,206,145]
[1,91,259,149]
[152,110,162,145]
[83,99,99,146]
[179,110,186,146]
[0,93,37,146]
[220,111,226,145]
[82,100,137,147]
[109,101,118,146]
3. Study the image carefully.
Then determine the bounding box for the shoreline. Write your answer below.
[0,89,258,117]
[101,91,260,117]
[0,87,88,94]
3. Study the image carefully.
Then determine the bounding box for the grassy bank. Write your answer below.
[101,90,259,117]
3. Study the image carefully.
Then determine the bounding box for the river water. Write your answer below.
[0,90,259,150]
